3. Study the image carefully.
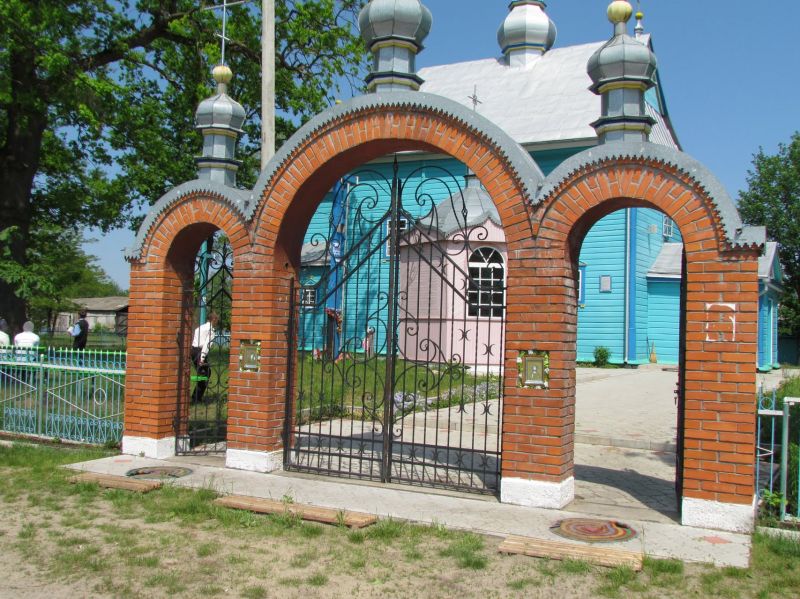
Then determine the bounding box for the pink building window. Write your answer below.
[467,247,505,318]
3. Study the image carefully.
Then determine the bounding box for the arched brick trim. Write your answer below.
[249,92,544,222]
[520,156,762,528]
[124,194,251,455]
[126,180,250,261]
[537,142,765,249]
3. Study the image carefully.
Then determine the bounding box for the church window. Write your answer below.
[468,247,505,318]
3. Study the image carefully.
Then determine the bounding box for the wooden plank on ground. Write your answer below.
[214,495,377,529]
[498,535,643,571]
[69,471,162,493]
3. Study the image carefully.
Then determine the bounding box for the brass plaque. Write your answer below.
[239,341,261,372]
[523,355,545,386]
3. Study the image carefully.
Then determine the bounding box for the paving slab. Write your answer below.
[67,453,751,568]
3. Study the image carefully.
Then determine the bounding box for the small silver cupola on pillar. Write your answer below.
[587,1,657,144]
[497,1,556,67]
[195,64,246,187]
[359,0,432,92]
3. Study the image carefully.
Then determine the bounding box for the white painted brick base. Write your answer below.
[226,448,283,473]
[121,435,176,459]
[500,476,574,509]
[681,496,756,533]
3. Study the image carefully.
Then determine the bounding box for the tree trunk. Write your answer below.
[0,48,47,334]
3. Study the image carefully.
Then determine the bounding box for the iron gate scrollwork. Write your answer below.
[286,159,505,493]
[176,233,233,454]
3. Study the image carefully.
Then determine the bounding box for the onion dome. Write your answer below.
[195,65,245,187]
[359,0,433,92]
[195,65,246,132]
[359,0,432,50]
[587,1,657,144]
[587,2,657,94]
[497,1,556,67]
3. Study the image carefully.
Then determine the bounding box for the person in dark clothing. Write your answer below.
[69,309,89,350]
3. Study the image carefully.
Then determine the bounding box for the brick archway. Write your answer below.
[524,158,760,531]
[123,194,250,458]
[123,96,761,532]
[226,96,545,473]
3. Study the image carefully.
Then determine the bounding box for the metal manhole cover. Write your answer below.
[125,466,193,480]
[551,518,638,543]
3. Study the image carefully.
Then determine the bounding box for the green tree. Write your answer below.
[738,132,800,336]
[0,0,366,332]
[24,230,125,333]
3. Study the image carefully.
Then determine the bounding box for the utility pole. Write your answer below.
[261,0,275,169]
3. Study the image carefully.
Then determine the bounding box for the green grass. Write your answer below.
[439,533,487,570]
[293,353,499,424]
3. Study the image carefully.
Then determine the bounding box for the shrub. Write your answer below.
[593,346,611,367]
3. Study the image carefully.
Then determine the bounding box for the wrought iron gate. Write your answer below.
[176,233,233,454]
[285,161,505,493]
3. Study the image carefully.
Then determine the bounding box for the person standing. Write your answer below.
[191,312,219,404]
[14,321,40,349]
[68,309,90,350]
[0,318,10,347]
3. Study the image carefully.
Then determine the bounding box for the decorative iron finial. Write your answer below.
[635,1,645,38]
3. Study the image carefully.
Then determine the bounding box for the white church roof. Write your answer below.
[647,243,683,279]
[648,241,781,282]
[418,37,678,150]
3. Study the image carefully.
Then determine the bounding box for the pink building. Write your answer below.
[398,174,506,373]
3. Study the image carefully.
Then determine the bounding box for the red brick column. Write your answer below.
[124,197,250,458]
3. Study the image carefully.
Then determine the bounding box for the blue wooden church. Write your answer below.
[299,0,782,371]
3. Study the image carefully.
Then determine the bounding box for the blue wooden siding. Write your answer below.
[634,209,679,362]
[773,296,780,367]
[758,293,769,370]
[576,210,627,363]
[758,288,781,370]
[646,280,680,364]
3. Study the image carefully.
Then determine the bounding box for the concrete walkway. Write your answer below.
[66,365,791,567]
[67,453,751,568]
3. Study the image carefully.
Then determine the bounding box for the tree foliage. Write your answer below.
[738,132,800,335]
[0,0,366,332]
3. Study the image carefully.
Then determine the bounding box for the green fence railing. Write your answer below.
[0,347,126,445]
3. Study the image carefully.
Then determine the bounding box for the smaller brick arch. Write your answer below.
[123,191,251,457]
[509,146,763,531]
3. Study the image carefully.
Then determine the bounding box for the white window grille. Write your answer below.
[662,215,675,239]
[467,247,505,318]
[300,287,317,307]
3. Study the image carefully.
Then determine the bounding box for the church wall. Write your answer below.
[646,279,680,364]
[576,210,627,362]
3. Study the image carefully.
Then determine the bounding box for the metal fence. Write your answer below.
[757,386,800,521]
[0,347,126,445]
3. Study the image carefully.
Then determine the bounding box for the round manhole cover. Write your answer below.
[125,466,193,480]
[550,518,638,543]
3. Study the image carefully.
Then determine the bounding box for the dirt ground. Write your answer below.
[0,477,748,599]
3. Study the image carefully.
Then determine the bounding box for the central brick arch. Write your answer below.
[223,92,548,475]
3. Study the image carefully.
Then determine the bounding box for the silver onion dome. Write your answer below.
[195,65,246,132]
[497,1,556,58]
[587,1,657,93]
[359,0,433,50]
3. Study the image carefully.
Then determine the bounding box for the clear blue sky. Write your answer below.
[86,0,800,290]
